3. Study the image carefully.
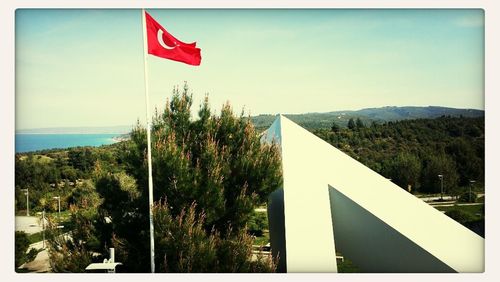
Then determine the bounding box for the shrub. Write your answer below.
[247,211,268,237]
[153,201,276,272]
[445,208,474,224]
[15,231,30,268]
[458,191,477,203]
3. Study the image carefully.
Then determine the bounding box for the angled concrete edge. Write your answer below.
[263,115,484,273]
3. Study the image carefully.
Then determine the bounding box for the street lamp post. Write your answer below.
[469,180,476,203]
[42,210,46,248]
[438,174,444,201]
[21,188,29,216]
[53,196,61,221]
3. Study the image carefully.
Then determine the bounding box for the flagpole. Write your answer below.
[141,8,155,274]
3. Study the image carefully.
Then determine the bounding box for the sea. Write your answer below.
[15,134,119,153]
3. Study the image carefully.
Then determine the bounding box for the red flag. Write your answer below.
[145,11,201,66]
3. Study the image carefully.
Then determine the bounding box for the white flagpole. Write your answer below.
[141,8,155,273]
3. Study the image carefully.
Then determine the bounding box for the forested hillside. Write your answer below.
[314,116,484,194]
[251,106,484,130]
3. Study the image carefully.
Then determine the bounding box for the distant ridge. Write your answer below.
[16,125,134,134]
[17,106,484,134]
[251,106,484,129]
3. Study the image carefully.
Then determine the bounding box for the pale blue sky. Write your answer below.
[15,9,484,130]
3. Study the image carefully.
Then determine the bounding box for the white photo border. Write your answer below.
[2,1,499,282]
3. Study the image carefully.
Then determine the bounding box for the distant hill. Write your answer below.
[251,106,484,130]
[17,106,484,134]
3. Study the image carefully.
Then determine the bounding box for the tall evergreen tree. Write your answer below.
[79,83,282,272]
[420,154,460,194]
[383,153,421,192]
[355,117,365,129]
[347,118,356,130]
[331,121,340,133]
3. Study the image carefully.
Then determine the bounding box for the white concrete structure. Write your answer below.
[85,248,122,273]
[263,115,484,273]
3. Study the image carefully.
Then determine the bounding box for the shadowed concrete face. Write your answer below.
[268,188,287,272]
[329,186,455,273]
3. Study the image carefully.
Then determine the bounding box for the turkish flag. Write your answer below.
[145,11,202,66]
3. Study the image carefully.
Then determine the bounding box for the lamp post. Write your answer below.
[469,180,476,203]
[53,196,61,221]
[438,174,444,201]
[42,210,46,248]
[21,188,29,216]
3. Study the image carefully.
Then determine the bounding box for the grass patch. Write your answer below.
[46,210,72,224]
[435,204,484,219]
[19,154,53,163]
[253,232,269,246]
[436,203,485,237]
[27,232,44,244]
[34,155,53,164]
[337,257,361,273]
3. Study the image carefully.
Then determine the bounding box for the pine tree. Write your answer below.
[355,117,365,129]
[347,118,356,130]
[331,121,340,133]
[97,83,282,272]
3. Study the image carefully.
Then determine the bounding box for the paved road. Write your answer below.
[18,232,71,273]
[418,193,484,203]
[15,216,44,234]
[431,202,484,208]
[19,248,50,273]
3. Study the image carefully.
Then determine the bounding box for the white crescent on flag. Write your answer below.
[157,29,176,50]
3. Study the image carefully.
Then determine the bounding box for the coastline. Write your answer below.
[111,135,130,143]
[15,133,127,153]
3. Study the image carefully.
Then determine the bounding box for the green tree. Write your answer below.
[124,85,281,233]
[60,166,79,182]
[68,148,96,174]
[331,121,340,133]
[68,180,102,209]
[420,154,459,194]
[355,117,365,129]
[58,84,283,273]
[47,208,97,273]
[458,191,477,203]
[15,231,31,268]
[153,201,275,272]
[384,153,421,192]
[247,211,268,237]
[119,85,280,271]
[446,139,483,186]
[445,208,474,224]
[347,118,356,130]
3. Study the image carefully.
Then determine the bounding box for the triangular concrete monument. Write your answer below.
[263,115,484,273]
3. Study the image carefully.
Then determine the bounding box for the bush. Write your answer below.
[15,231,30,268]
[458,191,477,203]
[247,211,268,237]
[48,242,94,273]
[445,208,474,224]
[26,248,39,262]
[47,207,99,272]
[153,201,276,272]
[338,257,361,273]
